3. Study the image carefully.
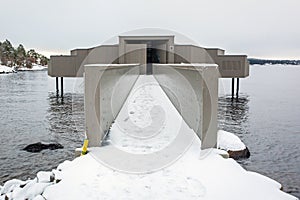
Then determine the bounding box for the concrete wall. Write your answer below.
[206,48,249,78]
[119,35,175,64]
[153,64,219,149]
[174,45,215,64]
[84,64,140,146]
[48,55,77,77]
[123,44,147,74]
[48,36,249,79]
[85,45,119,65]
[49,45,119,77]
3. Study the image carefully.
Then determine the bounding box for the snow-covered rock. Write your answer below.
[217,130,250,159]
[218,130,246,151]
[37,171,54,183]
[0,179,28,195]
[0,178,52,200]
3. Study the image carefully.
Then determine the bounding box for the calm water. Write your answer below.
[0,66,299,198]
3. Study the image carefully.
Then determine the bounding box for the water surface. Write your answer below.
[0,66,299,197]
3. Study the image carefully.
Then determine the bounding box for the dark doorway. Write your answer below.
[146,48,160,75]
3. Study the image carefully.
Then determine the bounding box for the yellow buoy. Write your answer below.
[81,139,89,156]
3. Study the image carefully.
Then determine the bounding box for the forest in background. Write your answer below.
[0,39,49,68]
[1,39,299,68]
[248,58,300,65]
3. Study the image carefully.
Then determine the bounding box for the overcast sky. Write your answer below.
[0,0,299,59]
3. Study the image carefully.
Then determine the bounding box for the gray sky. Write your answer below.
[0,0,299,59]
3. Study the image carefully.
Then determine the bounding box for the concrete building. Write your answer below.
[48,35,249,78]
[48,35,249,151]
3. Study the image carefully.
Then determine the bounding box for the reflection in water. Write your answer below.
[218,95,250,138]
[47,93,85,143]
[218,95,252,169]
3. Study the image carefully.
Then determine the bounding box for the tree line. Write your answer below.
[248,58,300,65]
[0,39,49,68]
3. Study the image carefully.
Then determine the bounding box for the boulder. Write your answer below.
[23,142,63,153]
[227,147,251,160]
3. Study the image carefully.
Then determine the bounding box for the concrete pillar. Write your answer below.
[231,78,235,100]
[56,77,59,97]
[236,78,240,99]
[60,77,64,98]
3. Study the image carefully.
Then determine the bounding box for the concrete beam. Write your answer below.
[153,63,219,149]
[84,64,140,147]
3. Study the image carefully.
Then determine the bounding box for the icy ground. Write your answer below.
[0,75,297,200]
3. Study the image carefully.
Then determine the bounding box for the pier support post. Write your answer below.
[236,78,240,99]
[231,78,235,100]
[60,77,63,98]
[56,77,59,97]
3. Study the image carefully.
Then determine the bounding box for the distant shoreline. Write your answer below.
[1,62,299,75]
[248,58,300,65]
[0,64,47,74]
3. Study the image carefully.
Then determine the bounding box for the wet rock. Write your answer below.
[227,147,251,160]
[23,142,63,153]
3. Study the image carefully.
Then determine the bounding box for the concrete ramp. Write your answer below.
[90,75,196,173]
[84,64,140,147]
[84,63,218,151]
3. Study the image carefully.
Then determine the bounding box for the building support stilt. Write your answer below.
[231,78,235,100]
[56,77,59,97]
[236,78,240,100]
[60,77,64,98]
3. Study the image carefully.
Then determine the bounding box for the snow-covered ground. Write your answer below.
[0,64,47,74]
[1,141,296,200]
[0,65,16,74]
[17,64,47,71]
[0,75,297,200]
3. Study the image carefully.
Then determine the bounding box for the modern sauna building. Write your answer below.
[48,35,249,150]
[48,35,249,78]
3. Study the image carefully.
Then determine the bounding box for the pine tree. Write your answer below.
[16,44,26,67]
[26,49,38,68]
[39,55,49,66]
[1,40,15,66]
[0,39,49,67]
